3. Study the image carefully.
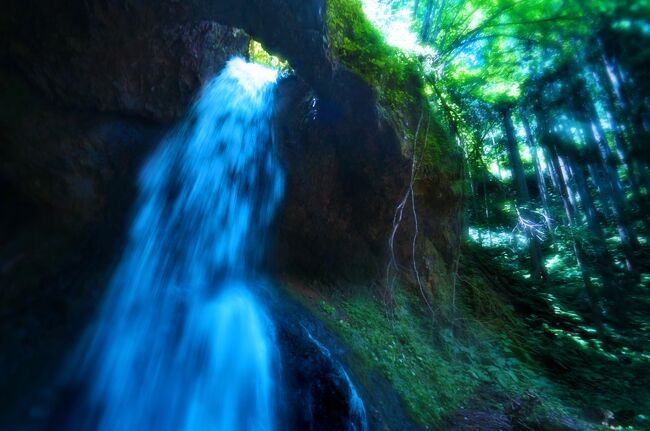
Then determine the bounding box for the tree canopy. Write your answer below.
[357,0,650,425]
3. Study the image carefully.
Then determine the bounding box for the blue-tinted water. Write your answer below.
[76,58,283,431]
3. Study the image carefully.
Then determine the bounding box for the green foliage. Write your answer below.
[461,244,650,427]
[326,0,454,172]
[419,0,648,103]
[324,0,650,428]
[296,283,578,427]
[248,40,291,71]
[332,288,474,425]
[327,0,421,116]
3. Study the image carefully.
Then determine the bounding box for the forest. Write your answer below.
[0,0,648,430]
[320,0,650,427]
[366,0,650,295]
[378,0,650,421]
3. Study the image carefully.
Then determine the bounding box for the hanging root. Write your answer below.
[514,207,548,241]
[385,112,435,315]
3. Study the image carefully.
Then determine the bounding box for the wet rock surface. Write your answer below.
[274,76,411,276]
[1,1,249,227]
[0,0,460,429]
[2,1,250,122]
[1,0,459,277]
[268,289,424,431]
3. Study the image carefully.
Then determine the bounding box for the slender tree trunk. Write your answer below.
[550,152,577,230]
[502,107,530,202]
[534,108,603,322]
[465,142,481,226]
[559,156,579,215]
[609,58,650,173]
[584,87,630,215]
[420,0,435,41]
[501,105,547,281]
[569,74,639,274]
[545,147,562,197]
[430,0,447,44]
[521,109,553,231]
[595,57,635,173]
[586,162,612,218]
[598,55,650,233]
[566,154,621,303]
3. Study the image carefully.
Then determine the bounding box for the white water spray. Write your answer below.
[75,58,283,431]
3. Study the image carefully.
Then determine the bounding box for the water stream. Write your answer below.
[75,58,283,431]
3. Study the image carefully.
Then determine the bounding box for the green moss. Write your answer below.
[248,40,291,72]
[336,290,473,425]
[326,0,453,173]
[326,0,419,118]
[295,282,573,427]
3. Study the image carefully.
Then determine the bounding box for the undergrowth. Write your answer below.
[288,238,649,429]
[305,1,650,428]
[461,242,650,429]
[286,279,582,429]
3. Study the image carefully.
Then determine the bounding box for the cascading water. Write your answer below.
[72,58,283,431]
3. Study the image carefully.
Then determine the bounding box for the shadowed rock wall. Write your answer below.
[1,1,249,223]
[0,1,461,428]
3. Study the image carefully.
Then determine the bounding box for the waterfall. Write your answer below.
[74,58,283,431]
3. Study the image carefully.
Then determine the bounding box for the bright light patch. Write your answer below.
[468,226,528,248]
[249,40,291,72]
[361,0,435,56]
[545,254,561,270]
[227,57,279,97]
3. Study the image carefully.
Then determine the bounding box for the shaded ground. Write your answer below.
[281,277,612,431]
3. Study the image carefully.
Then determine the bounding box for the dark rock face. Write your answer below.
[274,70,462,281]
[277,314,368,430]
[274,76,411,275]
[0,0,461,429]
[1,1,250,227]
[2,1,250,122]
[267,290,423,431]
[0,70,163,225]
[0,0,337,229]
[170,0,334,95]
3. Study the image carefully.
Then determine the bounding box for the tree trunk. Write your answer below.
[501,105,547,281]
[419,0,435,41]
[521,109,554,231]
[430,0,446,44]
[534,108,603,321]
[413,0,420,17]
[597,55,650,234]
[569,73,639,274]
[566,154,621,303]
